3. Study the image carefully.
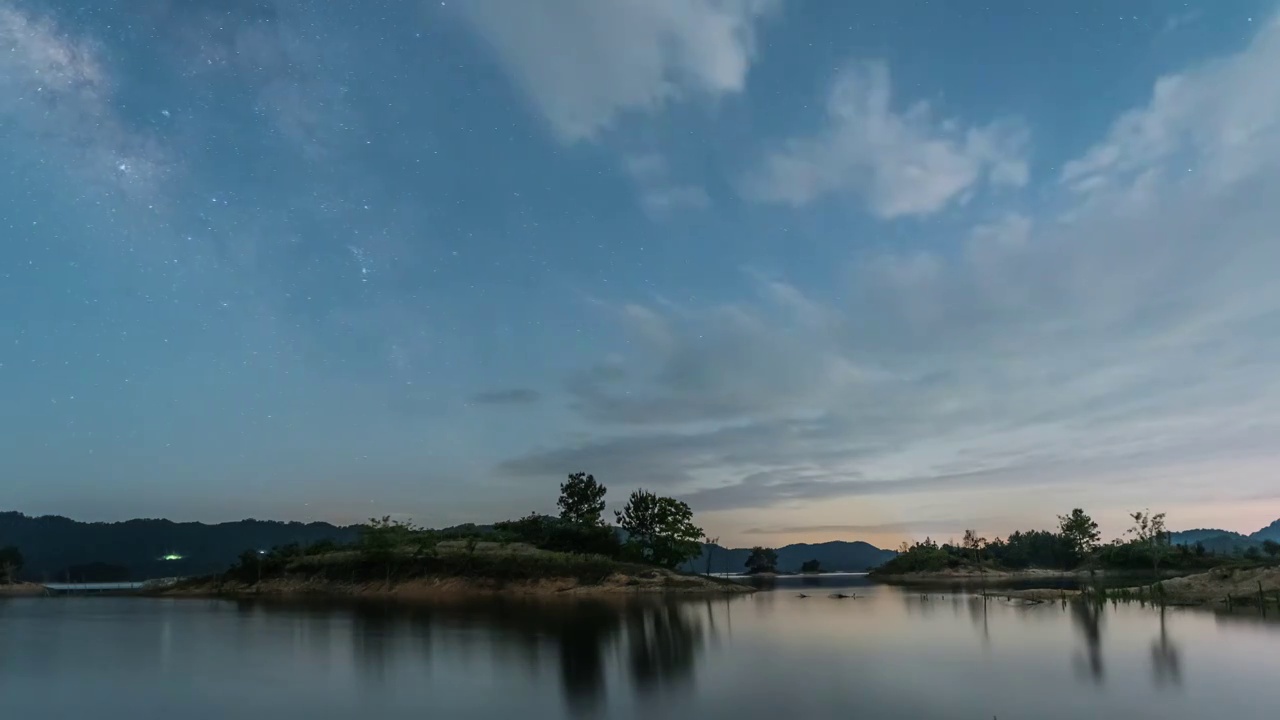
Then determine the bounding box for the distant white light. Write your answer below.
[161,553,184,561]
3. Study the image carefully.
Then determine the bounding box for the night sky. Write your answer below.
[3,0,1279,547]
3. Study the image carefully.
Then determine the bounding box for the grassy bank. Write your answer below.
[982,565,1280,607]
[0,582,45,596]
[159,541,753,599]
[872,566,1195,585]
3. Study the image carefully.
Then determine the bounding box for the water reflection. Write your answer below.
[1152,607,1182,688]
[352,603,393,686]
[264,596,718,713]
[7,587,1280,719]
[1071,598,1106,684]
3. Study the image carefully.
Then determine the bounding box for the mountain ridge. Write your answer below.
[681,539,897,574]
[0,511,361,581]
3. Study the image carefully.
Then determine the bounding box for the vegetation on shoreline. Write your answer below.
[0,546,23,585]
[166,472,748,598]
[871,508,1278,579]
[988,566,1280,609]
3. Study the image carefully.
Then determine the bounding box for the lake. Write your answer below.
[2,574,1278,719]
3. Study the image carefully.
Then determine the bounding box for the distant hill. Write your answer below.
[1252,519,1280,542]
[0,511,360,582]
[1168,520,1280,552]
[681,540,896,574]
[1168,528,1249,544]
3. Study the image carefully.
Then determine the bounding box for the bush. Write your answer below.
[874,539,954,574]
[494,513,621,558]
[286,545,630,586]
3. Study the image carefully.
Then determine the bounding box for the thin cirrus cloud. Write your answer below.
[452,0,779,143]
[502,16,1280,523]
[741,61,1029,217]
[622,154,712,218]
[471,389,542,406]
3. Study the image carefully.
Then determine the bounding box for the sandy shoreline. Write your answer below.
[158,571,755,601]
[0,583,46,596]
[872,568,1094,584]
[977,566,1280,606]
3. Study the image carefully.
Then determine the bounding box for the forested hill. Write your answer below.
[681,540,897,574]
[0,511,360,582]
[1168,520,1280,553]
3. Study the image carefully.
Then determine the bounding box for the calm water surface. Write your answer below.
[3,575,1279,719]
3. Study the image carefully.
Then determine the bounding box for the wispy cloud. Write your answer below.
[743,519,994,536]
[623,154,711,218]
[502,17,1280,522]
[471,388,542,406]
[453,0,779,142]
[742,61,1028,217]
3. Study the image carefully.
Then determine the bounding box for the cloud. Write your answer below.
[453,0,778,142]
[742,61,1028,217]
[623,154,711,218]
[501,17,1280,520]
[742,519,991,536]
[471,388,542,406]
[1062,15,1280,198]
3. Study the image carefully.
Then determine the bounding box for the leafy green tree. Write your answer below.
[614,490,703,569]
[0,546,23,584]
[558,472,607,527]
[800,559,822,574]
[873,538,953,574]
[1058,508,1100,561]
[1129,509,1169,577]
[494,512,619,557]
[744,547,778,574]
[981,530,1075,569]
[1263,539,1280,560]
[1244,545,1262,561]
[360,516,420,584]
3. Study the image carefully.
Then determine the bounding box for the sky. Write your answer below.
[3,0,1280,549]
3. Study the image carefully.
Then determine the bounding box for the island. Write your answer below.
[157,473,753,600]
[866,509,1280,608]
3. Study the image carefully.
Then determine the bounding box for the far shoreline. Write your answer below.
[868,567,1187,584]
[0,582,46,597]
[155,570,755,601]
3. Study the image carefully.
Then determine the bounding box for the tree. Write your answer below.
[962,529,986,566]
[0,546,22,584]
[1129,509,1169,577]
[703,535,719,576]
[558,472,607,527]
[1263,539,1280,560]
[800,559,822,574]
[744,547,778,574]
[614,490,703,569]
[1244,545,1262,561]
[1058,508,1100,561]
[360,516,420,584]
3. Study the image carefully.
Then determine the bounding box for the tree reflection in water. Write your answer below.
[1071,599,1105,684]
[624,601,703,696]
[1151,606,1182,688]
[331,596,713,715]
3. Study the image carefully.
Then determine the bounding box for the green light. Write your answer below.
[162,553,184,561]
